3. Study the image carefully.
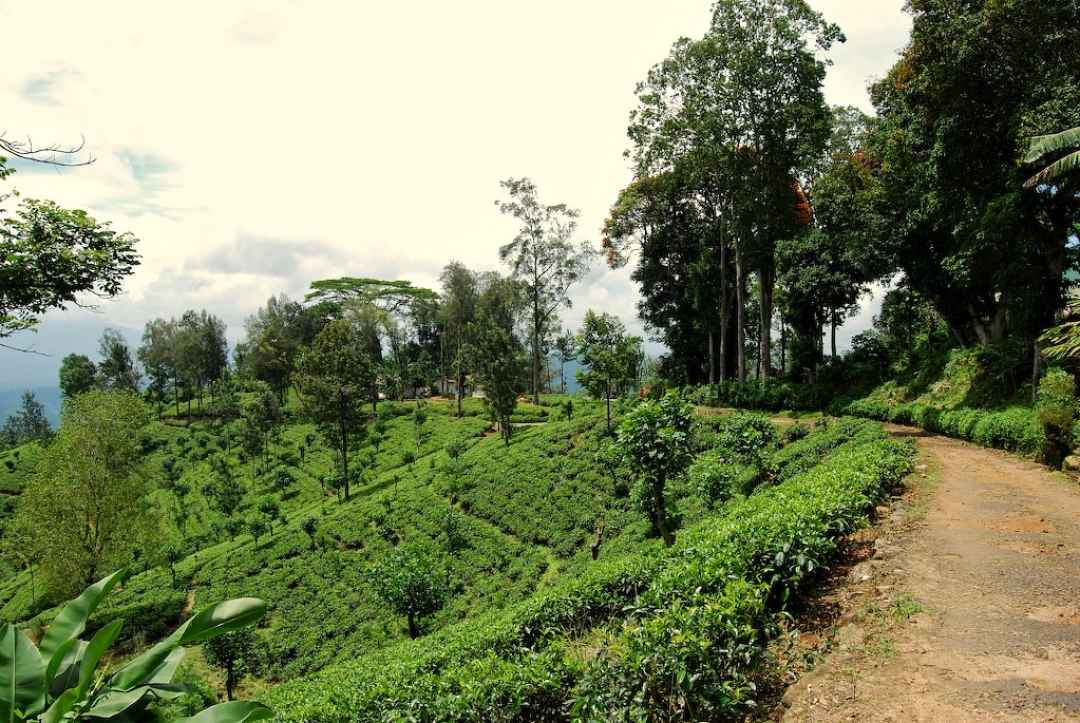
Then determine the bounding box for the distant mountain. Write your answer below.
[0,386,62,427]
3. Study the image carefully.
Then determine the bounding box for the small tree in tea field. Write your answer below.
[370,544,450,639]
[616,391,695,546]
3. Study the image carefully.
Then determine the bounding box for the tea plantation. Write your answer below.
[0,395,913,719]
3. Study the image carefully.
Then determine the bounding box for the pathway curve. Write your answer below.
[781,424,1080,722]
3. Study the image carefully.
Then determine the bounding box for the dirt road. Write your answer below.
[781,425,1080,722]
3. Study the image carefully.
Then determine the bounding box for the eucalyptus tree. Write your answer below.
[614,1,835,382]
[138,318,178,415]
[553,329,576,394]
[242,390,283,465]
[439,262,480,416]
[0,391,52,447]
[706,0,838,379]
[470,273,525,445]
[496,178,594,404]
[239,294,318,405]
[97,329,141,392]
[298,318,376,501]
[575,311,642,433]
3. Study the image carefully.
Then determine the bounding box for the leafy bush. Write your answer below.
[1037,368,1077,468]
[831,396,1045,458]
[782,422,810,444]
[716,413,779,466]
[686,380,831,412]
[688,452,757,505]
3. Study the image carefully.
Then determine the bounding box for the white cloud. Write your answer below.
[0,0,911,387]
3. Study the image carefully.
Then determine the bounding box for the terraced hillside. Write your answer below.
[0,395,913,720]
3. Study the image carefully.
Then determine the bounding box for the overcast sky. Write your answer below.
[0,0,912,389]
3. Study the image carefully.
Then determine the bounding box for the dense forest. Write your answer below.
[1,0,1079,721]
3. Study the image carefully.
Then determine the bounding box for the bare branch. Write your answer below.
[0,341,49,356]
[0,132,95,167]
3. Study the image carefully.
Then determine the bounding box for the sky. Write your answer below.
[0,0,913,389]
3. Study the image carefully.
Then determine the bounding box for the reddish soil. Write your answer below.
[779,425,1080,722]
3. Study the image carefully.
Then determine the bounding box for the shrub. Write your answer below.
[782,422,810,444]
[1037,368,1077,468]
[617,392,695,546]
[688,452,757,505]
[717,413,779,466]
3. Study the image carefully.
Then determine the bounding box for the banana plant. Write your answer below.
[1023,126,1080,189]
[0,570,272,722]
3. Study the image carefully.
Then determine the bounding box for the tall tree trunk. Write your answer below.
[652,480,674,547]
[340,392,350,501]
[719,233,729,382]
[407,611,419,639]
[759,263,774,380]
[532,297,542,406]
[456,372,465,417]
[830,309,838,360]
[707,331,716,385]
[736,246,746,383]
[779,314,787,378]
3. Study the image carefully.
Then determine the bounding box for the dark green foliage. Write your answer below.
[715,413,779,467]
[617,392,695,546]
[203,628,263,701]
[1036,369,1077,468]
[688,453,757,506]
[58,353,97,398]
[687,380,830,412]
[834,398,1044,457]
[301,517,319,549]
[0,198,139,338]
[369,543,450,639]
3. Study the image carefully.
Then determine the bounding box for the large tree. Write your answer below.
[0,391,52,448]
[867,0,1080,350]
[496,178,593,404]
[97,329,141,392]
[299,318,376,501]
[58,353,97,398]
[15,390,159,598]
[439,262,480,417]
[238,294,319,404]
[575,311,642,433]
[612,1,836,381]
[138,317,180,416]
[0,156,139,344]
[470,274,525,445]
